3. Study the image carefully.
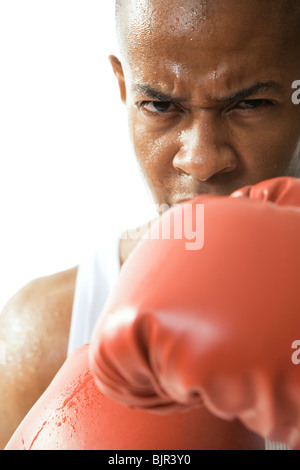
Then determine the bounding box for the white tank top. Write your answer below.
[67,227,289,451]
[67,226,124,356]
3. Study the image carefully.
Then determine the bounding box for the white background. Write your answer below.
[0,1,156,311]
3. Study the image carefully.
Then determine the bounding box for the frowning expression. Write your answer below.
[111,0,300,207]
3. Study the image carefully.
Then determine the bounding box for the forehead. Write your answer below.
[122,0,297,95]
[124,0,292,47]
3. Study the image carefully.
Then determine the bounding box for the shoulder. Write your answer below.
[0,266,78,353]
[0,266,78,447]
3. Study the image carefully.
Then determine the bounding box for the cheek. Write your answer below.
[274,108,300,173]
[129,114,179,187]
[231,107,300,177]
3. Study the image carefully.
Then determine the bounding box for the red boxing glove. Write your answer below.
[89,177,300,449]
[5,345,263,450]
[231,176,300,206]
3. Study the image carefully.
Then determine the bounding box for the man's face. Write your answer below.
[111,0,300,207]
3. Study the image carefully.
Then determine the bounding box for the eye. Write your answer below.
[138,101,177,114]
[235,99,274,110]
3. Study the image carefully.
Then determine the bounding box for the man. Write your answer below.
[0,0,299,449]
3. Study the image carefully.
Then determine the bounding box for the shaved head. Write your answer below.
[115,0,300,58]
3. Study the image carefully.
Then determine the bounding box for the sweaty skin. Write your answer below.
[1,0,300,448]
[112,0,300,206]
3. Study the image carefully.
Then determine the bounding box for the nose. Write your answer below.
[173,116,238,182]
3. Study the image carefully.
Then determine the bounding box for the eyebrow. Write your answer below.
[218,81,283,102]
[132,81,283,104]
[132,84,187,103]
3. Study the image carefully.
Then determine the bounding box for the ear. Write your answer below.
[109,55,127,104]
